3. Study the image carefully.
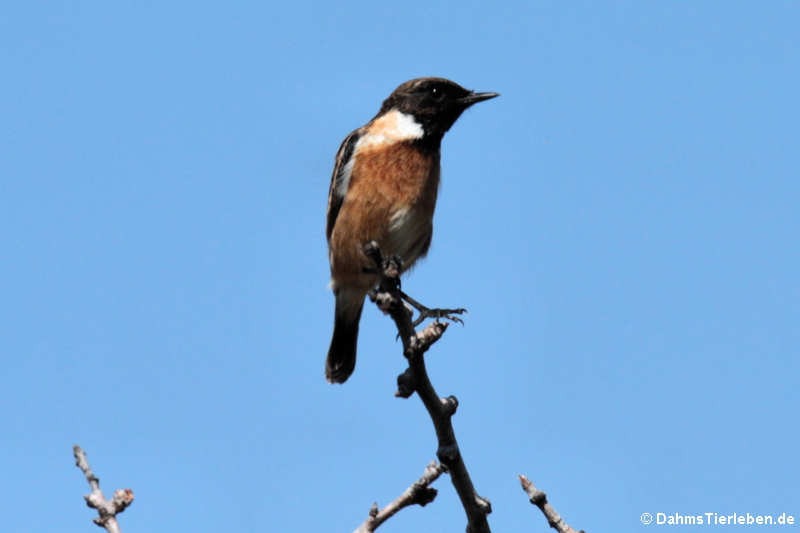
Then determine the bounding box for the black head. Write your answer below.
[378,77,498,144]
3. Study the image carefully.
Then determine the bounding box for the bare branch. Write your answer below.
[518,475,583,533]
[73,445,134,533]
[364,242,492,533]
[354,461,447,533]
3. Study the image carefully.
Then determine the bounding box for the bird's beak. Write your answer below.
[460,91,500,106]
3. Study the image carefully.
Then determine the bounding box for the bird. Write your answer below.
[325,77,498,383]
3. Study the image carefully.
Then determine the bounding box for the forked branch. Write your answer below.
[73,445,134,533]
[363,242,492,533]
[354,461,447,533]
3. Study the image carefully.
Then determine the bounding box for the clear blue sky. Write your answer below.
[2,2,798,532]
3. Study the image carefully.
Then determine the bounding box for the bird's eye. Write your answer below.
[431,87,446,101]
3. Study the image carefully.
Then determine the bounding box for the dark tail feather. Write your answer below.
[325,291,365,383]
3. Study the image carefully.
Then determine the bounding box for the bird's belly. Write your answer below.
[383,205,432,270]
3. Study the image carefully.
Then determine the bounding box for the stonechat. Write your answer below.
[325,77,498,383]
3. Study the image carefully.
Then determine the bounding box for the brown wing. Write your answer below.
[326,129,361,241]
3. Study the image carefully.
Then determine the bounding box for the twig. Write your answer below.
[73,445,134,533]
[518,475,583,533]
[354,461,447,533]
[365,242,492,533]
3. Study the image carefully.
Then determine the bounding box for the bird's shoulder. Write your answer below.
[326,109,429,241]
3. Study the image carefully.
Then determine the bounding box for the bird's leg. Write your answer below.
[364,242,403,312]
[363,241,466,326]
[363,242,402,288]
[398,290,467,328]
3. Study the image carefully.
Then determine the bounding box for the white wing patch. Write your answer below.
[335,157,355,198]
[357,110,424,150]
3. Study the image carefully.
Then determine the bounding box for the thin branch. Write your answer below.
[354,461,447,533]
[73,445,134,533]
[365,242,492,533]
[518,475,583,533]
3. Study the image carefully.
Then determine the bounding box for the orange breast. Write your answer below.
[329,142,440,289]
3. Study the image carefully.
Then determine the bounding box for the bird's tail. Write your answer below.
[325,288,366,383]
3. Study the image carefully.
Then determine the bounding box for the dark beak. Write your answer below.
[460,91,500,106]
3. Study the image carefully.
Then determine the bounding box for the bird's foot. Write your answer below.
[399,290,467,328]
[363,241,402,291]
[363,241,465,326]
[364,242,404,312]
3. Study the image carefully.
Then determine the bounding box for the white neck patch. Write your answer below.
[335,110,425,198]
[357,110,424,149]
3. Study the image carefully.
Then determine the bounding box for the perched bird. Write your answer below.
[325,77,498,383]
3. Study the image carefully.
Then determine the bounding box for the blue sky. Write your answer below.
[2,2,798,532]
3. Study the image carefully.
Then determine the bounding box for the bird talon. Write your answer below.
[409,304,468,328]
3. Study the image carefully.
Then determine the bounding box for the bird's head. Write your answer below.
[377,77,498,144]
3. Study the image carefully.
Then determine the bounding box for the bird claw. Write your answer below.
[411,307,467,328]
[363,242,403,291]
[394,305,465,340]
[398,289,467,327]
[364,241,465,329]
